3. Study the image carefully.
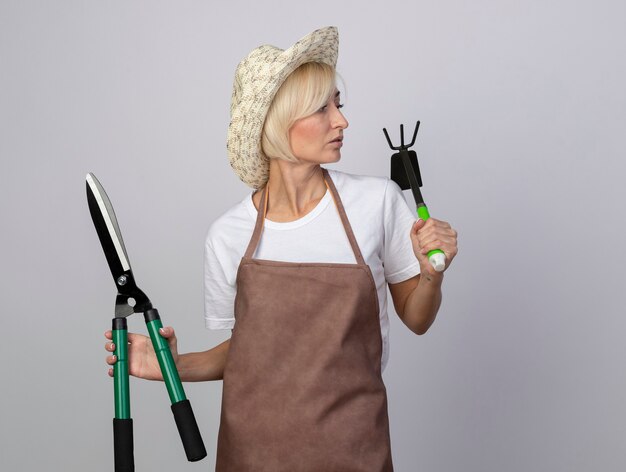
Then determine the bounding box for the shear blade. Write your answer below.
[86,173,132,279]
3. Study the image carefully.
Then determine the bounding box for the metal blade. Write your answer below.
[391,150,424,203]
[86,173,131,279]
[86,173,152,317]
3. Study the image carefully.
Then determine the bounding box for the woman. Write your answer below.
[104,27,458,471]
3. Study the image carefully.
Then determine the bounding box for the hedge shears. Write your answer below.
[86,173,207,471]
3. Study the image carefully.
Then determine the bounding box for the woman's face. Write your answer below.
[289,90,349,165]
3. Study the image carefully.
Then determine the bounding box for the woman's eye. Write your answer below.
[318,103,344,113]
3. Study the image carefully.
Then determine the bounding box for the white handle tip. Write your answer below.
[429,253,446,272]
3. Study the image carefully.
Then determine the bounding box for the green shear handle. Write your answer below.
[112,318,134,472]
[144,308,207,462]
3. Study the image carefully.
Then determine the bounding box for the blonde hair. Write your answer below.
[261,62,337,162]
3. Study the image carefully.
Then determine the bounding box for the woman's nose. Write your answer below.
[332,107,349,129]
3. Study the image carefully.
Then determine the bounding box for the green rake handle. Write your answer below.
[416,204,446,272]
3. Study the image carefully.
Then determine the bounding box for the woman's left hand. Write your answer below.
[410,218,458,276]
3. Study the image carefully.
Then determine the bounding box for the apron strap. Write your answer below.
[243,168,366,265]
[320,168,366,265]
[243,187,267,259]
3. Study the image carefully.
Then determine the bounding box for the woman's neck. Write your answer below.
[254,160,327,222]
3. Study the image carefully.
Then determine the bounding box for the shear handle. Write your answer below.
[112,317,134,471]
[144,308,207,462]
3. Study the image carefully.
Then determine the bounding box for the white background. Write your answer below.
[1,1,625,470]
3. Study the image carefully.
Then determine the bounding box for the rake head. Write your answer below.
[383,121,420,151]
[382,121,423,198]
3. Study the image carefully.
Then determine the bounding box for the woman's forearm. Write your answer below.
[176,338,230,382]
[403,273,443,335]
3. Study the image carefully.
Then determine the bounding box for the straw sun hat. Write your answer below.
[226,26,339,189]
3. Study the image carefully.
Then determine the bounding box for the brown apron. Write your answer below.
[216,168,393,471]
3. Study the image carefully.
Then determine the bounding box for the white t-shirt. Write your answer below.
[204,168,420,372]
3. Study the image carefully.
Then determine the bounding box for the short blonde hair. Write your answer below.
[261,62,337,162]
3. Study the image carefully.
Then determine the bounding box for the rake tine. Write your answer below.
[382,127,392,148]
[408,121,420,147]
[383,127,401,150]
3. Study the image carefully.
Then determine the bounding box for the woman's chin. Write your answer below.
[294,152,342,166]
[325,152,342,164]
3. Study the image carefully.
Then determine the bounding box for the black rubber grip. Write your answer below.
[113,418,134,472]
[171,399,207,462]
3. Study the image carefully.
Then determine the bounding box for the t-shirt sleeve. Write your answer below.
[204,239,236,330]
[382,178,421,284]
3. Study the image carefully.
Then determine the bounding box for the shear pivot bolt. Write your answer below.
[117,275,128,286]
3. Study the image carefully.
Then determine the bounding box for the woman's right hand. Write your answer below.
[104,326,179,381]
